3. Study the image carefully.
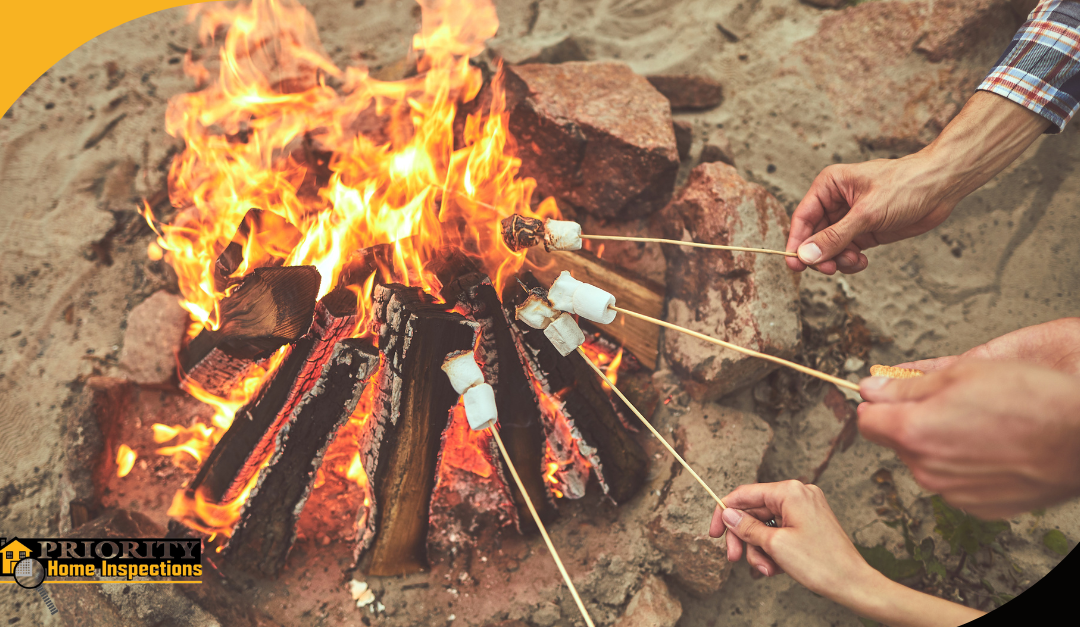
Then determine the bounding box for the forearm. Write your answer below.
[836,568,985,627]
[918,91,1049,205]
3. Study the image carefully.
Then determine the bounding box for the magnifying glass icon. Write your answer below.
[12,558,57,615]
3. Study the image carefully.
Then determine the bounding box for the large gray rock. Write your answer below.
[118,290,189,384]
[506,62,679,219]
[614,575,682,627]
[647,400,773,597]
[658,163,801,401]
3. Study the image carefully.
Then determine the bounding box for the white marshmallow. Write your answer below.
[441,351,485,395]
[544,312,586,356]
[548,271,583,313]
[572,283,617,324]
[544,219,582,251]
[463,383,498,430]
[516,294,558,329]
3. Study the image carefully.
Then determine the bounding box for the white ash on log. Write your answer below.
[503,274,648,504]
[225,338,380,577]
[444,272,555,529]
[181,265,321,396]
[355,284,480,576]
[185,284,354,505]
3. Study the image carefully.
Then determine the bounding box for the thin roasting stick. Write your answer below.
[489,426,596,627]
[581,234,797,257]
[609,306,861,393]
[576,347,727,510]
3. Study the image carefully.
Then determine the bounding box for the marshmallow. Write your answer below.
[516,293,558,329]
[544,219,582,251]
[463,383,498,430]
[548,271,583,313]
[544,312,586,356]
[441,350,485,395]
[572,283,617,324]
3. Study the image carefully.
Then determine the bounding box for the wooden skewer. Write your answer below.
[489,425,596,627]
[576,347,727,510]
[609,306,861,393]
[581,234,797,257]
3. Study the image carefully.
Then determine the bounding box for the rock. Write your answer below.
[801,0,848,9]
[506,62,679,219]
[118,290,189,384]
[672,120,693,161]
[530,601,562,626]
[647,400,773,596]
[645,74,724,111]
[698,128,735,167]
[915,0,1022,62]
[615,576,682,627]
[657,163,801,401]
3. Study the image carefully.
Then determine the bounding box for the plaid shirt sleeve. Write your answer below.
[978,0,1080,133]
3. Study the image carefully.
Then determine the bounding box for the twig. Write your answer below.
[576,347,727,510]
[489,425,596,627]
[581,234,796,257]
[610,306,861,393]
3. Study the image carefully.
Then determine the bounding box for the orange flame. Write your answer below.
[116,444,137,478]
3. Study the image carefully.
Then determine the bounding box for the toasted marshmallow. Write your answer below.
[544,312,586,356]
[544,219,582,251]
[463,383,498,430]
[441,351,485,395]
[548,271,583,313]
[516,293,558,330]
[572,283,617,324]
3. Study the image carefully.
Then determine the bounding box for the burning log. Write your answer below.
[181,265,322,396]
[503,274,648,504]
[444,273,555,530]
[528,248,664,370]
[185,284,354,505]
[356,284,480,576]
[213,209,303,292]
[225,338,380,577]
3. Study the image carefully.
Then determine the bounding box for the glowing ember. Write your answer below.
[116,444,137,478]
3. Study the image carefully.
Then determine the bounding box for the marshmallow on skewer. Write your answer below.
[548,271,583,313]
[441,350,485,394]
[516,291,558,330]
[501,215,546,252]
[462,383,498,430]
[544,219,582,251]
[572,283,617,324]
[544,312,587,356]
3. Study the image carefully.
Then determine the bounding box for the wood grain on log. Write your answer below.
[526,248,663,370]
[226,338,379,577]
[356,284,479,576]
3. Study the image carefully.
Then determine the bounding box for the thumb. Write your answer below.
[859,369,953,403]
[721,508,777,549]
[797,214,867,266]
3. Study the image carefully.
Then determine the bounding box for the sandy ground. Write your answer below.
[1,0,1078,625]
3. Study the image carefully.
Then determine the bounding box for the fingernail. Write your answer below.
[722,508,743,528]
[758,565,769,577]
[861,376,889,392]
[798,242,822,264]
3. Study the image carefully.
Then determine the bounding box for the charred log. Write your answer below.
[225,338,379,577]
[503,273,648,504]
[356,284,479,576]
[213,209,303,292]
[186,287,355,504]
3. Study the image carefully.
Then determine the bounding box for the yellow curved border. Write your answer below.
[1,0,204,117]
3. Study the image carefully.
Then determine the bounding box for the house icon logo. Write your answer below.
[2,538,32,575]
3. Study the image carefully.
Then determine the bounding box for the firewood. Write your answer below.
[181,265,321,396]
[356,284,480,576]
[527,248,663,370]
[186,287,356,504]
[446,272,555,531]
[503,273,648,504]
[225,338,380,577]
[213,209,302,292]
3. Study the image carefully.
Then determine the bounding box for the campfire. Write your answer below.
[133,0,649,579]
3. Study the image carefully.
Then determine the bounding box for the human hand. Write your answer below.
[895,318,1080,376]
[785,154,959,275]
[709,481,875,601]
[859,359,1080,519]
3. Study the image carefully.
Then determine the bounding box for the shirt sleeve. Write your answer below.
[977,0,1080,133]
